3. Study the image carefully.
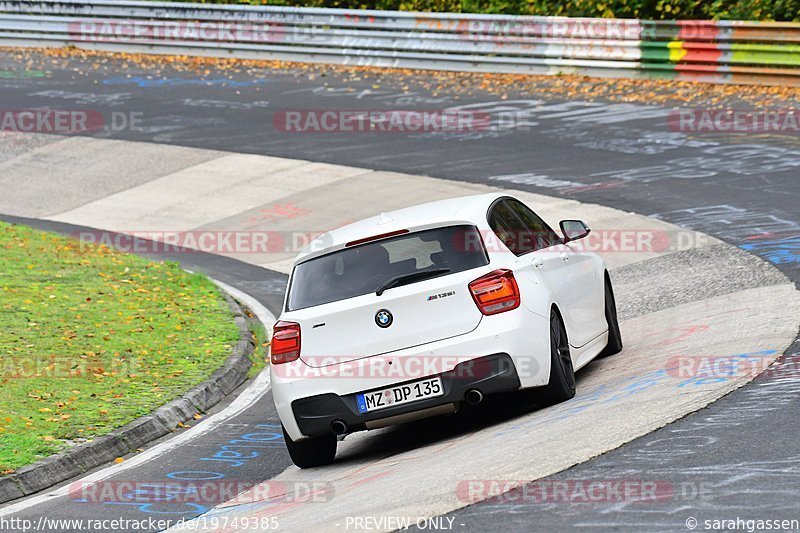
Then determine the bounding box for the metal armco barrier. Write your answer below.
[1,0,799,86]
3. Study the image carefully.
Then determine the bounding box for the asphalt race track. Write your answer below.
[1,50,799,532]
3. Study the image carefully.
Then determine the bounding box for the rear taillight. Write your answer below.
[270,321,301,364]
[469,269,521,315]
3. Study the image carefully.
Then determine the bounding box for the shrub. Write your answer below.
[160,0,800,21]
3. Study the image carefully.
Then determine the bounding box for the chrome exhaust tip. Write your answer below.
[330,419,348,435]
[465,389,484,406]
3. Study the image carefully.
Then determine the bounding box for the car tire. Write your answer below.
[282,425,337,469]
[538,309,576,406]
[599,275,623,358]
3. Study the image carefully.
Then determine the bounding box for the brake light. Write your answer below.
[469,269,520,315]
[270,321,301,364]
[345,229,409,247]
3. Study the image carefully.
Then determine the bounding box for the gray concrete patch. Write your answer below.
[611,244,789,321]
[0,137,222,218]
[0,132,61,164]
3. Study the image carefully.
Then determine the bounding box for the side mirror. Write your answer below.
[560,220,590,243]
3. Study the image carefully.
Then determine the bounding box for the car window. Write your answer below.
[488,199,561,255]
[287,225,488,311]
[487,202,522,255]
[506,199,562,251]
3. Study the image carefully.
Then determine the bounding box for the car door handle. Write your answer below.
[560,253,569,262]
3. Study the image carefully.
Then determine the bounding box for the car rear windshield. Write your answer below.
[287,225,488,311]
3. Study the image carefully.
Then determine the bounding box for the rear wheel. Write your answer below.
[538,310,576,406]
[282,425,337,469]
[599,276,623,358]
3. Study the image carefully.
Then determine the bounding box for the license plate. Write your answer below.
[356,377,443,414]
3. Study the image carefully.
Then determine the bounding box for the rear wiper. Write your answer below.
[375,268,451,296]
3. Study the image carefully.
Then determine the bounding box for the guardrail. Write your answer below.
[1,0,799,86]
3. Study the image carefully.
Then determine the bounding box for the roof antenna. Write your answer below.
[378,212,393,225]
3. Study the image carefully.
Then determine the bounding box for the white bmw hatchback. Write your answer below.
[270,193,622,468]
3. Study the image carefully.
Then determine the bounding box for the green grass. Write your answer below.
[0,222,240,472]
[247,318,269,380]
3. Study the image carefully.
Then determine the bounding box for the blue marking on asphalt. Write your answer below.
[103,76,273,88]
[72,423,284,515]
[741,236,800,266]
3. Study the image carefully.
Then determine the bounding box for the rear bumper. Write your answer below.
[272,305,551,441]
[292,353,520,438]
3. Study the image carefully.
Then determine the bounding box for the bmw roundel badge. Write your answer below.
[375,309,393,328]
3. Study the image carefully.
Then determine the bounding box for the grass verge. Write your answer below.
[247,318,269,380]
[0,222,239,472]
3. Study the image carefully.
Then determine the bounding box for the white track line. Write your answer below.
[211,278,277,338]
[0,279,276,516]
